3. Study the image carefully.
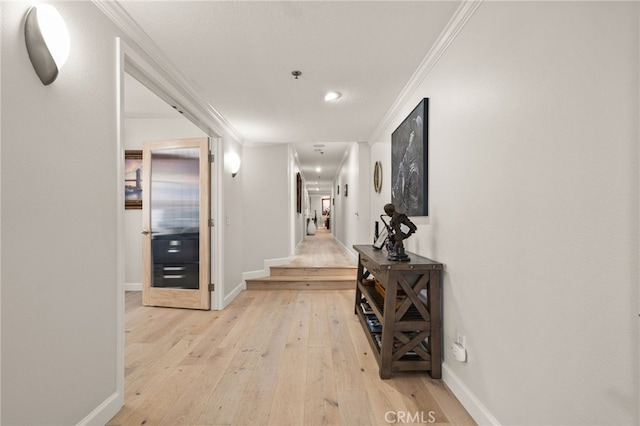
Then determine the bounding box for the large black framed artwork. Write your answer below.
[391,98,428,216]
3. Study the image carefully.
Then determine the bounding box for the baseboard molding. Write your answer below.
[242,256,291,281]
[265,256,291,268]
[442,363,500,426]
[125,282,142,291]
[334,238,358,263]
[76,390,123,426]
[243,269,268,280]
[223,281,246,309]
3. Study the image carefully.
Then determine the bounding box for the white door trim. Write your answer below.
[109,35,227,422]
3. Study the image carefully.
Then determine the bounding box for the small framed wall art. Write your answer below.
[296,172,302,213]
[322,197,331,215]
[124,150,143,210]
[373,161,382,193]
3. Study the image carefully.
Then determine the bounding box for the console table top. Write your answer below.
[353,244,443,270]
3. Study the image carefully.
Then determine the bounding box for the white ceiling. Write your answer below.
[120,1,461,193]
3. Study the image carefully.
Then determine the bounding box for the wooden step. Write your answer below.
[270,266,357,277]
[245,275,356,290]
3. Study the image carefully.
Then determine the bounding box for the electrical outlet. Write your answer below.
[451,342,467,362]
[453,331,467,362]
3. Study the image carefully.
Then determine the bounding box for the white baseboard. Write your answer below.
[222,281,246,309]
[125,282,142,291]
[442,363,501,426]
[243,269,268,280]
[242,256,291,281]
[334,238,358,263]
[265,256,291,268]
[76,391,123,426]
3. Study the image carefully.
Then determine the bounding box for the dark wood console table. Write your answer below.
[353,245,443,379]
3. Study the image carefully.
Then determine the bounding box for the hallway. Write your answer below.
[245,229,358,290]
[109,231,475,425]
[289,228,355,268]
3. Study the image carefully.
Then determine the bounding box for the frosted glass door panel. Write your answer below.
[150,147,200,290]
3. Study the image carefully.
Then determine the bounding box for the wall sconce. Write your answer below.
[24,4,70,85]
[226,152,241,177]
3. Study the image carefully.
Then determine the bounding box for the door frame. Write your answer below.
[115,36,225,406]
[117,38,224,309]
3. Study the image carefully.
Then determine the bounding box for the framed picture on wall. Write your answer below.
[391,98,428,216]
[322,197,330,215]
[373,161,383,193]
[296,172,302,213]
[125,150,143,209]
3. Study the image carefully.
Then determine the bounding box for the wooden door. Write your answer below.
[142,137,211,310]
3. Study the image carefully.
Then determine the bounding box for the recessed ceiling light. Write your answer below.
[313,144,326,148]
[324,91,342,102]
[315,167,321,173]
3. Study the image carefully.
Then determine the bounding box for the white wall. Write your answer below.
[368,2,639,425]
[123,117,207,287]
[334,143,356,250]
[1,2,122,423]
[242,144,290,275]
[222,137,244,304]
[370,142,392,239]
[291,149,305,252]
[356,142,372,245]
[1,2,248,422]
[334,142,371,257]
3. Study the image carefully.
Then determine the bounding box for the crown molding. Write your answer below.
[92,0,245,143]
[368,0,483,144]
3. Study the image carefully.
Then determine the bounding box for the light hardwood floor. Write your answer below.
[109,232,475,425]
[289,228,354,267]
